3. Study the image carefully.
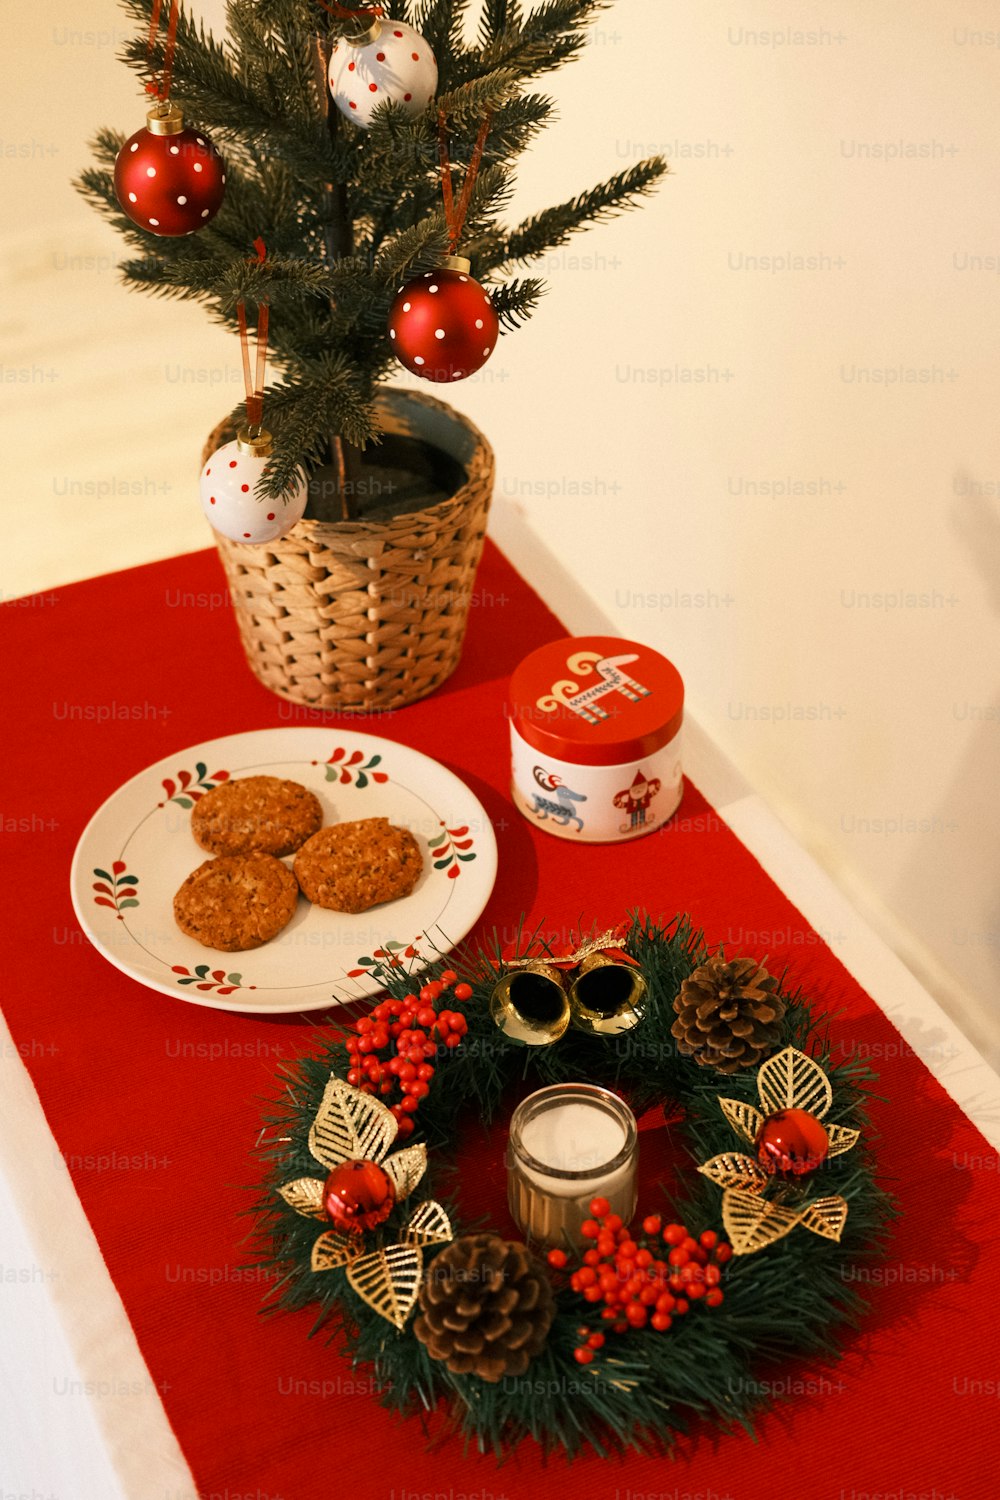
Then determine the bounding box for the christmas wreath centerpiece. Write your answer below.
[255,914,893,1457]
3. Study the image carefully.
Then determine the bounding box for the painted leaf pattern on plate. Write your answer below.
[323,747,389,789]
[92,861,139,918]
[170,964,254,996]
[427,824,477,879]
[347,939,420,979]
[159,763,230,810]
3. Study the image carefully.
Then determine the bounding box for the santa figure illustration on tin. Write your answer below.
[613,768,662,834]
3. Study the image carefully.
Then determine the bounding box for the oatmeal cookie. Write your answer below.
[294,818,423,914]
[191,776,322,858]
[173,853,299,951]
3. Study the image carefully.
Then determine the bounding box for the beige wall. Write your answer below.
[5,0,1000,1060]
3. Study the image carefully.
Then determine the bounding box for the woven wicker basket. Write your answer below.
[208,388,493,712]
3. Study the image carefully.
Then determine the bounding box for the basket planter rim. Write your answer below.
[204,385,494,541]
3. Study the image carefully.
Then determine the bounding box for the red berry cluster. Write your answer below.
[344,971,473,1139]
[546,1198,731,1362]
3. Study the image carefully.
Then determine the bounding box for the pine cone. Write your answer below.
[413,1233,555,1383]
[671,953,784,1074]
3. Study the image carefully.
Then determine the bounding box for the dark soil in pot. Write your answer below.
[306,433,469,525]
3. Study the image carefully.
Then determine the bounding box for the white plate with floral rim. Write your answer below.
[70,728,498,1014]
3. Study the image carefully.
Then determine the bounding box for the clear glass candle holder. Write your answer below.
[506,1083,638,1250]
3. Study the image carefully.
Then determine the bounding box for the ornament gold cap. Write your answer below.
[146,102,184,136]
[441,254,472,274]
[236,425,274,457]
[345,18,382,46]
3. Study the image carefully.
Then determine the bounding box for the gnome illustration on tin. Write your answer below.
[613,768,662,834]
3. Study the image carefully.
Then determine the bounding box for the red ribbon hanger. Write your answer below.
[315,0,384,23]
[437,110,493,255]
[145,0,181,101]
[238,241,270,434]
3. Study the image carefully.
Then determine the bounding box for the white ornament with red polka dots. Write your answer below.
[328,19,437,128]
[199,435,308,546]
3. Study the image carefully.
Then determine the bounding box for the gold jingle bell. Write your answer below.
[489,963,571,1046]
[568,952,647,1036]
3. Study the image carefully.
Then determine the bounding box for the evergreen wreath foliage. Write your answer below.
[255,913,894,1458]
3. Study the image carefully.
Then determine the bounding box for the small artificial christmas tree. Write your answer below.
[78,0,667,521]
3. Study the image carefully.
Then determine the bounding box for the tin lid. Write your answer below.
[509,636,684,767]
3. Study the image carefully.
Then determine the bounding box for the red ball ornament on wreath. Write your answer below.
[114,104,225,237]
[389,259,499,383]
[322,1158,397,1234]
[756,1108,829,1177]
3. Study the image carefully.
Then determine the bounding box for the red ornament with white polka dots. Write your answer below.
[199,428,308,546]
[328,18,437,128]
[114,104,226,237]
[388,258,499,383]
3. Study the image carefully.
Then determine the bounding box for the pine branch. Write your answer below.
[411,0,472,89]
[125,252,344,310]
[118,252,236,301]
[489,276,546,331]
[460,0,610,85]
[436,67,523,127]
[477,91,553,158]
[357,95,552,246]
[372,218,451,287]
[77,157,197,263]
[360,108,440,194]
[478,0,525,48]
[490,157,668,270]
[254,354,379,497]
[454,163,518,246]
[117,0,353,184]
[87,126,129,170]
[117,0,249,119]
[77,163,128,223]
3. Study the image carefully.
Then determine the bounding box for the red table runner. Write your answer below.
[2,542,996,1499]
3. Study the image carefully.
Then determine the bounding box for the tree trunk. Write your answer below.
[313,32,361,522]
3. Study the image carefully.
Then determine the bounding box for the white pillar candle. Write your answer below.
[507,1084,638,1249]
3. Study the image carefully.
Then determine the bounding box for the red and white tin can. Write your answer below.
[508,635,684,843]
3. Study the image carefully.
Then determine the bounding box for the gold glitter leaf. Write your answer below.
[403,1199,453,1248]
[826,1123,861,1158]
[381,1143,428,1203]
[311,1229,356,1273]
[719,1096,764,1145]
[722,1189,800,1256]
[757,1047,832,1120]
[798,1195,849,1242]
[278,1177,327,1220]
[347,1244,424,1330]
[566,928,627,964]
[507,928,625,970]
[698,1153,769,1193]
[308,1076,397,1172]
